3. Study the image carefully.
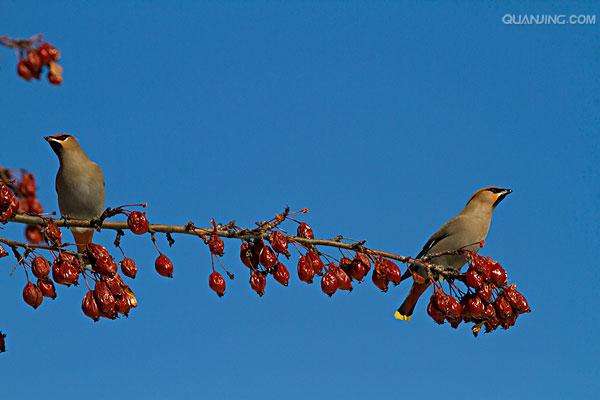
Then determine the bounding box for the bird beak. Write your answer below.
[493,188,512,207]
[44,136,55,143]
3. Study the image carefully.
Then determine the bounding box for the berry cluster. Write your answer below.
[16,42,63,85]
[427,252,530,334]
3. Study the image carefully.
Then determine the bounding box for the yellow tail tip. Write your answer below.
[394,311,412,321]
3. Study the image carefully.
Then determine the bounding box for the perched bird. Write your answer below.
[394,187,512,321]
[45,134,105,252]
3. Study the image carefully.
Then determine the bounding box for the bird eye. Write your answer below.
[488,188,504,194]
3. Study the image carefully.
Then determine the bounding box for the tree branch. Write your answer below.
[6,213,462,279]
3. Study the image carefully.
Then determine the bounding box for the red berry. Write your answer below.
[371,268,389,292]
[103,274,125,299]
[154,254,173,278]
[120,257,137,279]
[44,221,62,246]
[268,231,290,257]
[446,295,463,320]
[31,256,50,279]
[273,262,290,286]
[490,264,508,287]
[26,50,42,74]
[52,253,80,286]
[25,225,43,244]
[503,285,530,314]
[86,243,117,277]
[483,303,497,320]
[463,295,485,319]
[208,234,225,256]
[381,258,401,285]
[17,59,33,81]
[19,173,36,197]
[127,211,149,235]
[321,270,338,297]
[297,255,316,283]
[82,290,101,322]
[305,250,324,274]
[38,43,60,64]
[477,283,493,303]
[427,297,445,324]
[37,279,57,299]
[296,222,314,239]
[47,72,62,85]
[0,183,18,222]
[259,245,278,268]
[209,271,226,297]
[240,242,258,269]
[250,270,266,296]
[116,295,132,316]
[27,198,43,214]
[465,267,484,289]
[433,286,451,313]
[330,263,352,291]
[94,281,117,319]
[23,281,43,309]
[493,295,514,320]
[349,258,370,282]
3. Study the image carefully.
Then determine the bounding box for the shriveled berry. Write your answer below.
[240,242,258,269]
[94,281,117,319]
[268,231,290,257]
[371,268,389,292]
[330,263,352,291]
[465,267,484,289]
[48,72,62,85]
[503,285,531,314]
[250,270,266,296]
[0,245,8,258]
[103,274,125,299]
[154,254,173,278]
[120,257,137,279]
[0,183,19,222]
[86,243,117,277]
[116,295,132,316]
[446,296,463,320]
[463,295,485,319]
[209,271,226,297]
[381,258,401,285]
[37,278,57,299]
[297,255,316,283]
[52,253,80,286]
[26,50,42,74]
[82,290,101,322]
[127,211,149,235]
[427,297,445,324]
[23,281,43,309]
[349,258,370,282]
[321,270,338,297]
[493,295,513,320]
[273,262,290,286]
[44,221,62,246]
[208,234,225,256]
[477,283,493,303]
[490,264,508,287]
[296,222,314,239]
[259,245,278,268]
[305,250,324,274]
[31,256,51,279]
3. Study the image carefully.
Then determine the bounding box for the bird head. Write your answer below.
[466,187,512,210]
[44,134,80,156]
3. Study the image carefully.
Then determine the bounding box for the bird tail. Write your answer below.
[394,281,430,321]
[71,228,94,253]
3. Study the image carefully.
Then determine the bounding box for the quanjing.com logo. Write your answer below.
[502,14,596,25]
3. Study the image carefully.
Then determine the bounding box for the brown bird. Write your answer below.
[394,186,512,321]
[45,134,105,252]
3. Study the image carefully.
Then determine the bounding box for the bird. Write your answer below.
[394,186,512,321]
[44,134,105,252]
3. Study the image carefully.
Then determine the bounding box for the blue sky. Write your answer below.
[1,1,598,399]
